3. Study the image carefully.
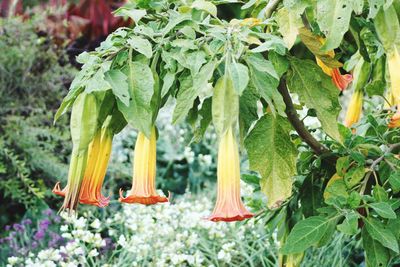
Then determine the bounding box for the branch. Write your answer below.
[265,0,282,19]
[278,78,333,157]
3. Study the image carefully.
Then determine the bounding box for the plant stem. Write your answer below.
[277,79,333,157]
[265,0,282,19]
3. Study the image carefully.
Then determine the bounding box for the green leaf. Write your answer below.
[276,7,302,49]
[245,114,297,209]
[173,61,216,124]
[228,62,249,95]
[192,97,212,143]
[389,171,400,192]
[344,166,367,188]
[246,54,286,117]
[114,7,147,22]
[369,202,397,219]
[161,72,175,98]
[280,216,338,254]
[288,58,342,141]
[212,75,239,136]
[104,70,130,106]
[373,185,389,202]
[127,36,153,58]
[191,0,217,16]
[250,34,287,55]
[117,61,154,137]
[239,86,259,141]
[364,217,399,253]
[362,228,390,267]
[374,5,400,51]
[337,212,359,235]
[317,0,354,51]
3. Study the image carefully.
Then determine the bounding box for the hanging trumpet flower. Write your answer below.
[344,90,363,128]
[119,127,169,205]
[316,52,352,91]
[208,127,253,222]
[344,58,371,128]
[54,92,99,211]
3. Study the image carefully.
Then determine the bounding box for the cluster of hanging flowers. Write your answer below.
[53,92,253,222]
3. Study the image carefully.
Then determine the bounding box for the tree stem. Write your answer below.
[278,79,332,156]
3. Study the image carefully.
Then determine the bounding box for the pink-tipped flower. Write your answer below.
[119,127,168,205]
[208,127,253,222]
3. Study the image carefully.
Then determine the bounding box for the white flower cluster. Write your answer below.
[7,192,274,267]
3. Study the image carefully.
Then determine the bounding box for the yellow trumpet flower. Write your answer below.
[344,90,363,128]
[208,127,253,222]
[119,127,169,205]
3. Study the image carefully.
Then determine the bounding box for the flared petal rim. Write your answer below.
[52,182,66,197]
[207,212,254,222]
[118,189,170,205]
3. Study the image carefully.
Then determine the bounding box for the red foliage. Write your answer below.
[0,0,23,17]
[1,0,130,44]
[68,0,129,41]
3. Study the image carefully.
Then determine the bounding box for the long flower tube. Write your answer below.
[387,46,400,127]
[344,90,363,128]
[344,58,371,128]
[119,127,169,205]
[54,93,98,211]
[78,127,113,207]
[208,127,253,222]
[388,46,400,103]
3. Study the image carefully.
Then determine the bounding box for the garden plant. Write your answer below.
[2,0,400,266]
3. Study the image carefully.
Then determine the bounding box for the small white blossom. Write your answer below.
[7,256,19,265]
[88,249,99,257]
[90,219,101,229]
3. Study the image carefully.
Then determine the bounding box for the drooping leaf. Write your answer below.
[245,114,297,209]
[104,70,130,106]
[362,228,390,267]
[127,36,153,58]
[246,54,286,117]
[337,212,359,235]
[317,0,355,51]
[288,58,342,141]
[276,7,303,49]
[228,62,249,95]
[280,216,339,254]
[173,61,216,124]
[369,202,397,219]
[364,217,400,253]
[117,61,155,137]
[191,0,217,16]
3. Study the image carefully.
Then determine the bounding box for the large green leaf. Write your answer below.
[246,54,286,117]
[276,7,303,49]
[173,61,216,124]
[374,5,400,51]
[127,36,153,58]
[280,216,339,254]
[104,70,130,106]
[245,114,297,208]
[288,58,342,141]
[212,74,239,136]
[364,217,400,253]
[369,202,397,219]
[362,228,390,267]
[117,61,155,137]
[228,62,249,95]
[317,0,355,51]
